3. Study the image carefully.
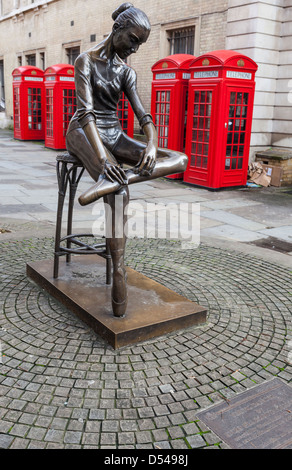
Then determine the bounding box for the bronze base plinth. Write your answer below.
[26,256,207,349]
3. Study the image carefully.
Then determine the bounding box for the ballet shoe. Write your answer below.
[112,296,128,317]
[78,178,120,206]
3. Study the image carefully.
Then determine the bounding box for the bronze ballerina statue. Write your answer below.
[66,3,188,318]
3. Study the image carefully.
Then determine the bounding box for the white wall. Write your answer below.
[226,0,292,157]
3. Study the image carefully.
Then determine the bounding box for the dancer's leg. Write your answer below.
[79,146,188,206]
[104,185,129,318]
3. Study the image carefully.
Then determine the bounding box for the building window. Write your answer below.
[90,34,96,42]
[168,27,195,55]
[40,52,45,70]
[66,46,80,65]
[26,54,36,66]
[18,56,22,66]
[0,60,5,111]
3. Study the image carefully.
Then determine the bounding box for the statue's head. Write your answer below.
[111,3,151,59]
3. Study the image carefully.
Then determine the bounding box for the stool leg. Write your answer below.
[66,166,78,264]
[54,162,67,279]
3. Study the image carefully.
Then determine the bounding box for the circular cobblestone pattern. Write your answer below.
[0,237,291,449]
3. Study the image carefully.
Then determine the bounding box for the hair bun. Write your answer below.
[112,2,133,21]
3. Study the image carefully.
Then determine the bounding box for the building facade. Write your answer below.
[0,0,291,158]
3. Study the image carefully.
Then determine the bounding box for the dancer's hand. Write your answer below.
[103,161,128,185]
[136,142,157,176]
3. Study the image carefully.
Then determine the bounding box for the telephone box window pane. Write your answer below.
[198,130,204,141]
[236,106,241,117]
[225,90,250,171]
[229,106,235,118]
[155,89,171,148]
[206,91,212,103]
[230,92,236,104]
[46,89,53,137]
[13,87,20,130]
[63,89,77,137]
[190,90,212,169]
[28,87,42,130]
[225,158,231,170]
[117,93,130,127]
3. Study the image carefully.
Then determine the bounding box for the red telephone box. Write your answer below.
[184,50,258,189]
[151,54,194,179]
[44,64,76,149]
[12,66,45,140]
[117,92,134,137]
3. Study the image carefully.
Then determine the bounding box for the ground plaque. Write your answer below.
[196,378,292,449]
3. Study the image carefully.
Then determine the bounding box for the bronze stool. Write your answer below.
[53,151,111,283]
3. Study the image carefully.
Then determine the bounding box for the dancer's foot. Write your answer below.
[78,177,120,206]
[112,296,128,317]
[79,169,145,206]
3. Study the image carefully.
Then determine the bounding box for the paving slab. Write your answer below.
[200,209,267,231]
[200,224,269,242]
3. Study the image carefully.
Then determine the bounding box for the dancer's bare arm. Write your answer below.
[136,121,158,175]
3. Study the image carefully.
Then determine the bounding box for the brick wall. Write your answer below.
[0,0,228,126]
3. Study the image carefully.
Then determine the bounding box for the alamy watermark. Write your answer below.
[92,198,200,249]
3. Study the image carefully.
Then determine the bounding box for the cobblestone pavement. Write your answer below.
[0,236,291,449]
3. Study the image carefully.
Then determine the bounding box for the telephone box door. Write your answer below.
[184,84,218,187]
[151,54,194,179]
[154,87,173,149]
[117,92,134,137]
[221,87,254,187]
